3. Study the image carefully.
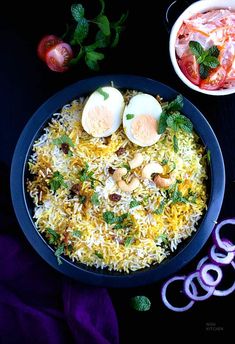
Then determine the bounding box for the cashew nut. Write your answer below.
[129,153,144,169]
[153,175,174,188]
[118,177,140,192]
[141,162,163,179]
[112,167,128,182]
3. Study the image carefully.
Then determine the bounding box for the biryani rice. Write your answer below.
[27,92,208,272]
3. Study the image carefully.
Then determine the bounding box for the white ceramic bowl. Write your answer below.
[169,0,235,96]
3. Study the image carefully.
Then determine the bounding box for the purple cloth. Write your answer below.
[0,234,119,344]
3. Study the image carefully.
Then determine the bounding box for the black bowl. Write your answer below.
[10,75,225,287]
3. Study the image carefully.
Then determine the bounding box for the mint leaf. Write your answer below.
[199,64,210,79]
[95,251,103,259]
[85,50,104,71]
[96,30,110,48]
[73,230,82,237]
[96,15,110,36]
[97,87,109,100]
[167,113,193,133]
[155,200,165,215]
[130,199,140,208]
[55,244,64,265]
[91,192,100,205]
[126,114,134,120]
[74,19,89,44]
[208,45,220,58]
[173,134,179,153]
[166,94,184,112]
[71,4,85,22]
[158,111,168,134]
[189,41,204,58]
[203,55,220,69]
[130,296,151,312]
[159,234,169,245]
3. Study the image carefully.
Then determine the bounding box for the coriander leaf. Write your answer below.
[85,50,104,71]
[159,233,169,245]
[46,227,60,245]
[161,159,168,166]
[97,87,109,100]
[121,163,131,171]
[208,45,220,58]
[71,18,89,45]
[207,150,211,164]
[95,251,103,259]
[69,47,84,65]
[110,12,128,48]
[49,171,67,192]
[197,50,208,64]
[103,211,116,224]
[155,200,165,215]
[78,195,86,204]
[199,64,210,79]
[130,199,140,208]
[71,4,84,22]
[203,55,220,69]
[126,114,134,120]
[96,30,110,48]
[166,94,184,112]
[124,236,135,247]
[53,135,74,147]
[173,134,179,153]
[54,244,64,265]
[91,192,100,205]
[130,296,151,312]
[158,111,168,134]
[189,41,204,58]
[73,230,82,237]
[96,15,110,36]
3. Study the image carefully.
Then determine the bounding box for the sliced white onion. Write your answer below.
[197,255,209,270]
[161,276,196,312]
[213,218,235,252]
[200,263,223,287]
[184,271,215,301]
[209,244,234,265]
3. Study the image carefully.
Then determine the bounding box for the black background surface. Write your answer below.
[1,0,234,342]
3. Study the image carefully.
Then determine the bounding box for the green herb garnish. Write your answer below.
[161,158,168,166]
[189,41,220,79]
[207,150,211,164]
[91,192,100,205]
[130,199,140,208]
[79,163,103,188]
[95,251,103,259]
[173,134,179,153]
[103,211,132,229]
[97,87,109,100]
[49,171,68,192]
[53,135,74,147]
[54,244,65,265]
[124,236,135,247]
[159,234,169,245]
[68,1,128,70]
[126,114,135,120]
[78,195,86,204]
[130,296,151,312]
[155,200,166,215]
[73,230,82,237]
[46,227,60,245]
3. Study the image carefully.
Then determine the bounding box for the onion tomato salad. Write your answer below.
[161,218,235,312]
[176,9,235,90]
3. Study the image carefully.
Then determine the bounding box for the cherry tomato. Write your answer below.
[200,66,227,90]
[45,43,73,72]
[179,55,200,85]
[37,35,62,61]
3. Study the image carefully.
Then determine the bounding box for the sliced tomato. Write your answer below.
[179,55,200,85]
[37,35,62,61]
[45,43,73,72]
[200,66,227,90]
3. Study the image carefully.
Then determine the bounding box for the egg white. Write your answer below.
[123,93,162,147]
[81,86,124,137]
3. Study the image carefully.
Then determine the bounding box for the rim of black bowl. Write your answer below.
[10,74,225,288]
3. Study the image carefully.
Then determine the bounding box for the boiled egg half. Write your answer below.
[123,93,162,147]
[81,86,124,137]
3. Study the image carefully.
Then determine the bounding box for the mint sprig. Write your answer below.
[67,1,128,70]
[130,296,151,312]
[189,41,220,79]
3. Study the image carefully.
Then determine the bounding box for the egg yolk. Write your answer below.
[84,105,114,136]
[131,115,159,145]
